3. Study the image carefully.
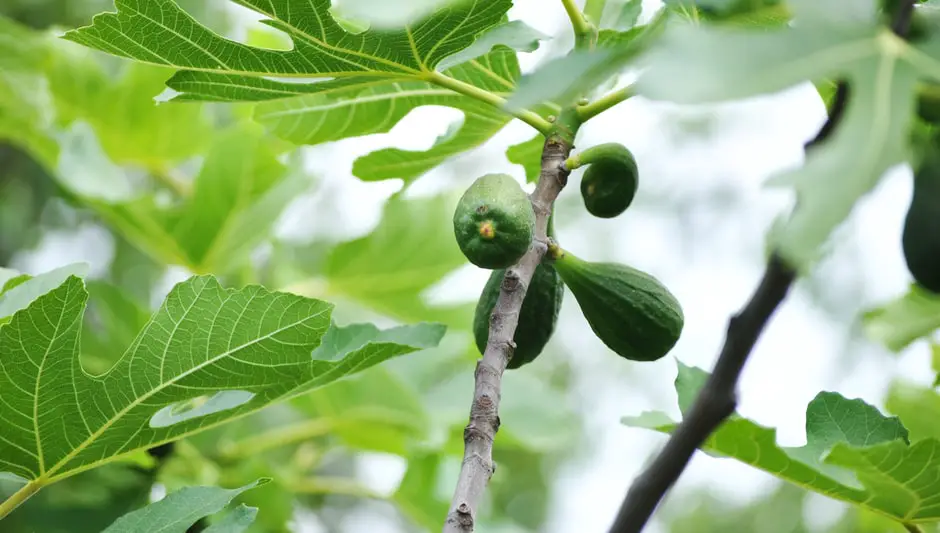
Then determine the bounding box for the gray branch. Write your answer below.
[442,136,573,532]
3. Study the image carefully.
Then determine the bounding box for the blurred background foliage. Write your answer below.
[3,1,940,532]
[0,2,582,531]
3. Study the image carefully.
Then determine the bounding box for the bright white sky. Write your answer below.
[13,1,936,531]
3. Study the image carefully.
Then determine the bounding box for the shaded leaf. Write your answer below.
[80,281,151,376]
[0,16,57,164]
[45,44,213,166]
[329,0,465,28]
[506,14,667,111]
[202,504,258,533]
[863,284,940,352]
[101,479,265,533]
[436,20,549,71]
[633,16,928,267]
[506,134,544,183]
[886,380,940,442]
[323,194,472,327]
[393,453,450,531]
[597,0,644,31]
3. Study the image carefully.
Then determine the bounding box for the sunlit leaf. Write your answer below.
[0,272,444,489]
[322,193,472,327]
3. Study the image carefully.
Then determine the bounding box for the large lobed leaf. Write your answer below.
[0,271,444,487]
[624,362,940,525]
[62,0,547,185]
[628,3,940,268]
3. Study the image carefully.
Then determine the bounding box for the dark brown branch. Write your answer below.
[607,53,862,533]
[442,136,573,532]
[604,0,925,521]
[607,254,796,533]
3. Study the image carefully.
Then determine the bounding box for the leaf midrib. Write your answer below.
[233,1,425,76]
[41,290,330,479]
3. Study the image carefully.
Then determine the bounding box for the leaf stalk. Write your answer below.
[425,71,552,134]
[577,85,634,122]
[0,480,43,520]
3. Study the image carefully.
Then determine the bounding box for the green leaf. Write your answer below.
[62,0,529,185]
[57,124,306,274]
[506,134,544,183]
[436,20,549,71]
[80,281,152,376]
[202,504,258,533]
[621,362,940,525]
[598,0,644,31]
[329,0,465,28]
[0,263,89,324]
[506,14,667,111]
[0,16,57,165]
[862,284,940,352]
[323,194,472,327]
[886,380,940,442]
[168,124,306,273]
[298,365,428,455]
[393,453,450,531]
[101,479,265,533]
[0,273,444,487]
[44,46,213,167]
[633,17,929,267]
[64,0,510,79]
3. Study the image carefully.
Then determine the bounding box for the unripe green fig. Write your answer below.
[454,173,535,269]
[572,143,639,219]
[903,136,940,293]
[553,250,683,362]
[917,84,940,125]
[473,263,564,369]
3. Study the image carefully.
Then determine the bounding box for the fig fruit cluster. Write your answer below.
[452,143,684,369]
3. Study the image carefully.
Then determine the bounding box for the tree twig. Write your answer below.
[604,0,922,521]
[442,132,575,532]
[606,74,856,533]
